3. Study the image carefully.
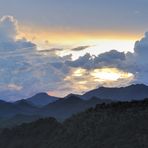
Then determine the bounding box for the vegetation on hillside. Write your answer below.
[1,99,148,148]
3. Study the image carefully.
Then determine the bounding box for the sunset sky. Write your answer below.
[0,0,148,100]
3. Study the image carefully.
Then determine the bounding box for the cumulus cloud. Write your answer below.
[66,53,93,68]
[0,16,18,42]
[0,16,70,100]
[94,50,125,65]
[0,16,36,52]
[134,32,148,55]
[1,15,148,100]
[66,33,148,85]
[66,50,126,70]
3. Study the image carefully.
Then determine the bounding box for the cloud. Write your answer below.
[94,50,125,63]
[7,84,23,91]
[1,15,148,100]
[0,16,18,42]
[66,32,148,85]
[134,32,148,54]
[39,46,90,55]
[66,50,126,69]
[39,48,63,53]
[66,53,93,68]
[0,16,36,52]
[71,46,90,51]
[0,16,71,100]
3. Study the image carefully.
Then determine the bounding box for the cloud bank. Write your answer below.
[0,15,148,100]
[66,32,148,85]
[0,16,70,100]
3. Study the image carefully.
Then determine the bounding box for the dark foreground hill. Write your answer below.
[1,99,148,148]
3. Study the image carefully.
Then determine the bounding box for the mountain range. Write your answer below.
[0,95,111,128]
[1,98,148,148]
[0,84,148,128]
[26,93,58,107]
[82,84,148,100]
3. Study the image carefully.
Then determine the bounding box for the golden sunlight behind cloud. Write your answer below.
[65,67,135,94]
[91,68,134,82]
[18,24,139,52]
[73,69,86,77]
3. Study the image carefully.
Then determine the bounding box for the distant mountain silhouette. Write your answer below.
[1,84,148,128]
[0,100,20,118]
[0,100,8,104]
[0,99,38,119]
[82,84,148,101]
[14,99,34,106]
[26,93,58,107]
[40,94,111,120]
[64,93,81,99]
[14,99,38,114]
[0,94,110,127]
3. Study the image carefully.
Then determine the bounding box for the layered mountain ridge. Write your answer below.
[0,84,148,128]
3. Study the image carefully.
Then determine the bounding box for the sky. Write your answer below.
[0,0,148,101]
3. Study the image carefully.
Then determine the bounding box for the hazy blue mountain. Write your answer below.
[1,84,148,127]
[0,99,38,118]
[26,93,58,107]
[0,100,40,128]
[0,100,8,104]
[14,99,39,115]
[14,99,34,107]
[82,84,148,101]
[0,94,110,126]
[40,94,111,120]
[0,101,20,118]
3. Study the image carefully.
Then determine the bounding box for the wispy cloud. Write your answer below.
[70,46,90,51]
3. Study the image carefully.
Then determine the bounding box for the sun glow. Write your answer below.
[64,67,135,94]
[73,69,86,77]
[18,25,137,55]
[66,39,135,60]
[91,68,134,82]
